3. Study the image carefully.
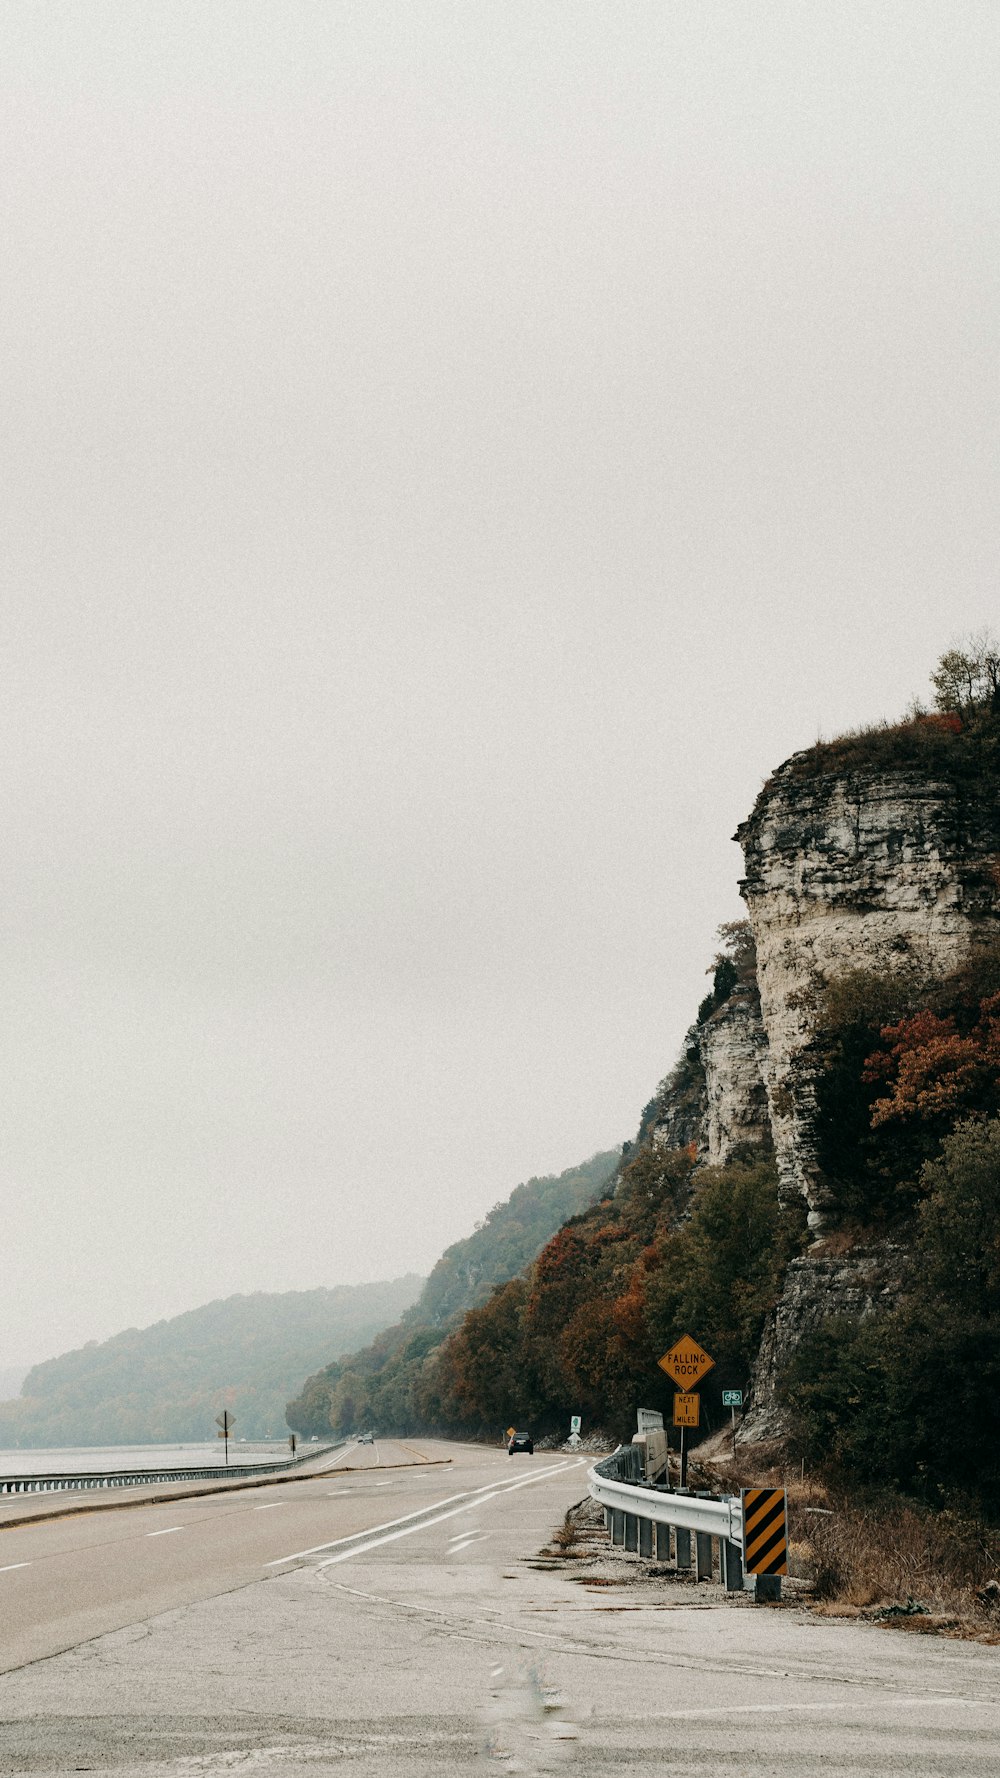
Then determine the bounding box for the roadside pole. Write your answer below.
[216,1409,235,1466]
[723,1388,743,1456]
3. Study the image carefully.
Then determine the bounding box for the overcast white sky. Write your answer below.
[2,4,998,1371]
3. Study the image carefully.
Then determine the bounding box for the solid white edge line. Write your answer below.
[313,1463,580,1570]
[317,1445,356,1472]
[265,1459,577,1568]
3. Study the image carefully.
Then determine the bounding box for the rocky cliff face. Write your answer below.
[737,757,1000,1227]
[742,1241,906,1441]
[645,1047,708,1156]
[699,987,771,1165]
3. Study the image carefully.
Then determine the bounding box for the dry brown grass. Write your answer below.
[538,1501,607,1562]
[701,1453,1000,1640]
[800,1495,1000,1626]
[551,1510,582,1553]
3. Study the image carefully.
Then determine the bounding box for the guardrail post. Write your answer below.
[694,1490,715,1581]
[721,1537,743,1591]
[624,1513,638,1552]
[654,1521,672,1562]
[611,1509,625,1545]
[638,1516,653,1558]
[675,1526,691,1569]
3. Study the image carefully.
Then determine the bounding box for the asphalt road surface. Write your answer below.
[1,1437,998,1774]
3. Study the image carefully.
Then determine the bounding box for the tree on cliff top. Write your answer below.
[931,630,1000,717]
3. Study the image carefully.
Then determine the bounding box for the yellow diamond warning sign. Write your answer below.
[672,1392,700,1429]
[658,1335,715,1391]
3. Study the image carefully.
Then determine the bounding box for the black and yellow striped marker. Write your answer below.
[741,1488,788,1575]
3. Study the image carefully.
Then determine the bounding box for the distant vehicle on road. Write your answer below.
[357,1431,375,1444]
[507,1433,533,1454]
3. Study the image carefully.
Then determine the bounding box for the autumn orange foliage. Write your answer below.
[863,995,1000,1128]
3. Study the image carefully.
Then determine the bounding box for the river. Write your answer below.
[0,1440,297,1476]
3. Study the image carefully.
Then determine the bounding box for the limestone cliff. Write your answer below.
[698,986,771,1166]
[639,985,772,1168]
[737,754,1000,1228]
[628,1037,707,1161]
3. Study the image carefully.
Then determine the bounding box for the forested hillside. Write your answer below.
[0,1276,422,1447]
[285,1149,618,1435]
[418,1142,805,1440]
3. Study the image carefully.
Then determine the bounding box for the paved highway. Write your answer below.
[2,1437,999,1773]
[0,1437,496,1670]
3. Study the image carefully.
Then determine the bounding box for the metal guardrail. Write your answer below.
[587,1443,758,1594]
[0,1443,340,1497]
[588,1448,743,1541]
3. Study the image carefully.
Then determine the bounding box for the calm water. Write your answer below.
[0,1441,295,1477]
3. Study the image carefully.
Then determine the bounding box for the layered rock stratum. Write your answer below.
[737,755,1000,1228]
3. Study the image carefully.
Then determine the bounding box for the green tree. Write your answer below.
[931,631,1000,717]
[781,1118,1000,1504]
[916,1116,1000,1315]
[644,1161,804,1386]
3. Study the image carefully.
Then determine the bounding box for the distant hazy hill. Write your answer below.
[287,1149,620,1435]
[0,1368,29,1404]
[411,1152,622,1329]
[0,1276,423,1448]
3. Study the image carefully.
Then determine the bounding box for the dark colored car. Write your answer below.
[507,1433,534,1454]
[357,1431,375,1445]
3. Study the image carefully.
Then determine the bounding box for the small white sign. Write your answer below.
[570,1415,582,1435]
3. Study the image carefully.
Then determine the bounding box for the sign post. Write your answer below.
[658,1336,714,1489]
[216,1409,235,1466]
[722,1388,743,1454]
